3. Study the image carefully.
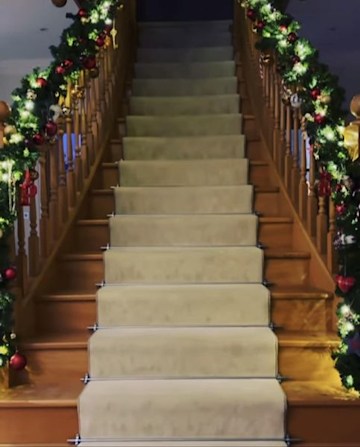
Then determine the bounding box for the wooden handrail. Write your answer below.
[6,0,137,338]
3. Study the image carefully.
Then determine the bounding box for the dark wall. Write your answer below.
[137,0,234,22]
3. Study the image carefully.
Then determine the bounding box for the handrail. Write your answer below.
[234,0,360,393]
[0,0,136,378]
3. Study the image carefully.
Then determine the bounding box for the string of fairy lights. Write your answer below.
[241,0,360,392]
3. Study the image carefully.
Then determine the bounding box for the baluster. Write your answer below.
[316,195,328,254]
[284,104,292,190]
[291,107,300,208]
[48,141,59,244]
[57,116,68,224]
[273,71,280,163]
[16,203,28,294]
[298,122,308,221]
[307,152,317,237]
[39,151,50,258]
[327,199,336,272]
[64,81,76,208]
[85,73,96,166]
[98,49,107,118]
[91,75,100,157]
[72,84,83,193]
[28,175,40,277]
[79,72,90,180]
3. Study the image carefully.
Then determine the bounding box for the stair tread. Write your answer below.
[91,186,278,193]
[79,442,287,447]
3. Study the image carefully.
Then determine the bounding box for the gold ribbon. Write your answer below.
[343,122,360,162]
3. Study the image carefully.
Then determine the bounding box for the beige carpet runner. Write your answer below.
[78,20,287,447]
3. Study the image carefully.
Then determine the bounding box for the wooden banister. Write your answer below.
[2,0,137,339]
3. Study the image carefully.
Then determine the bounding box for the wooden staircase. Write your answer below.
[1,17,360,447]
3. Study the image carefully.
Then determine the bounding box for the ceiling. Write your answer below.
[0,0,359,108]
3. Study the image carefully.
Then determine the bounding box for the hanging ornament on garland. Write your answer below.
[3,267,17,281]
[44,120,58,138]
[287,32,298,44]
[310,87,321,100]
[336,275,356,294]
[20,169,38,206]
[246,8,257,21]
[318,168,332,196]
[9,352,27,371]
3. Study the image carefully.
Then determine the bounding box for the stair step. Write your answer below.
[89,326,277,378]
[138,20,232,31]
[97,158,274,189]
[109,214,257,246]
[79,442,287,447]
[132,77,237,96]
[138,31,232,49]
[103,246,263,284]
[72,214,291,253]
[130,94,240,115]
[135,61,236,79]
[126,114,242,137]
[87,187,285,220]
[136,46,233,63]
[78,379,285,439]
[97,283,269,327]
[114,185,253,215]
[119,159,248,187]
[123,135,245,160]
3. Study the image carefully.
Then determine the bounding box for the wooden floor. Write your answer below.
[1,67,360,447]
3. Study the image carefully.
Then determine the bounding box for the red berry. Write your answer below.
[256,21,266,31]
[287,32,298,43]
[36,77,47,88]
[55,65,65,75]
[246,8,256,21]
[9,352,27,371]
[310,88,321,100]
[78,8,87,18]
[314,113,326,125]
[4,267,16,280]
[32,133,45,146]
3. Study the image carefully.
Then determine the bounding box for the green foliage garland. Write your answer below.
[241,0,360,392]
[0,0,121,369]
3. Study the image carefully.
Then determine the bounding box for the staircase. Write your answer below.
[1,18,360,447]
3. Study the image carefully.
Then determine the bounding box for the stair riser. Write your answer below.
[134,62,235,79]
[17,346,88,386]
[272,299,328,332]
[71,218,292,252]
[0,406,78,444]
[265,257,310,287]
[137,47,233,63]
[86,191,286,219]
[89,328,277,378]
[132,78,237,96]
[56,256,308,290]
[35,300,96,334]
[138,32,232,48]
[129,95,240,115]
[126,115,242,137]
[100,162,272,189]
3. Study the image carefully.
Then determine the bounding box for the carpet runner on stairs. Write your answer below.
[77,20,287,447]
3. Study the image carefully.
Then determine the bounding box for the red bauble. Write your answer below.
[287,32,298,43]
[314,113,326,125]
[256,21,266,31]
[55,65,66,75]
[310,87,321,100]
[63,59,73,69]
[32,133,45,146]
[36,77,48,88]
[45,121,58,137]
[336,275,356,294]
[95,36,105,47]
[78,8,87,18]
[246,8,256,21]
[9,352,27,371]
[104,24,113,35]
[83,56,97,70]
[4,267,16,281]
[336,203,346,215]
[279,25,287,33]
[292,55,300,64]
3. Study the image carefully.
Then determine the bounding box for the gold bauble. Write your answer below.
[350,95,360,119]
[320,95,331,105]
[0,101,10,123]
[51,0,67,6]
[4,125,16,135]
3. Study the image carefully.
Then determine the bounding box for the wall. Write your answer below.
[137,0,233,22]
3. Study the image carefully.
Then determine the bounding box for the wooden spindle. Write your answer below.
[39,151,50,258]
[273,71,280,164]
[16,204,28,294]
[57,116,68,224]
[72,84,83,193]
[298,130,308,221]
[284,104,292,189]
[48,141,59,244]
[327,199,336,272]
[28,191,40,277]
[316,195,328,254]
[64,81,76,208]
[291,107,300,208]
[307,152,317,237]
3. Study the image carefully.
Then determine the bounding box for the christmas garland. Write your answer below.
[241,0,360,393]
[0,0,122,372]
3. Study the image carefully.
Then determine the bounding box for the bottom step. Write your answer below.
[78,442,287,447]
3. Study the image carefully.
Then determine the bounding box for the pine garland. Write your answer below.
[0,0,122,370]
[241,0,360,393]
